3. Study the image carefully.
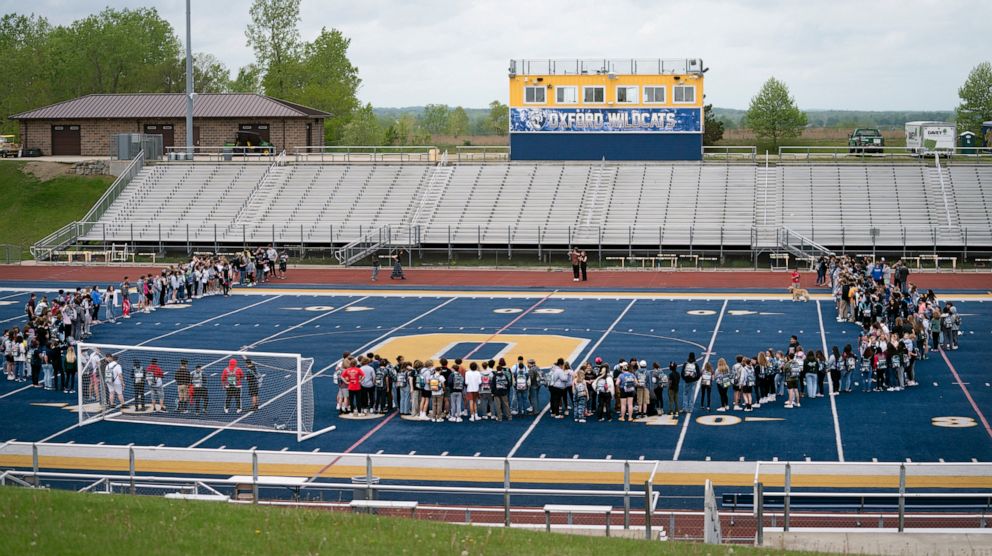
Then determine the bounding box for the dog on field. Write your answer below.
[789,284,810,302]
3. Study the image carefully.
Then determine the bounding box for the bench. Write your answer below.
[679,254,700,269]
[770,253,790,271]
[698,256,719,268]
[228,475,307,500]
[656,254,678,269]
[975,258,992,269]
[137,252,158,264]
[543,504,614,536]
[163,493,229,502]
[349,499,417,517]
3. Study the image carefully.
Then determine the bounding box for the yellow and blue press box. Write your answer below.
[508,58,706,161]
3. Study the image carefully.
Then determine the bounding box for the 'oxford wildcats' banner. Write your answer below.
[510,107,702,133]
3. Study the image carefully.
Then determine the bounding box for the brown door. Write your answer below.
[306,123,312,147]
[51,124,81,155]
[143,124,175,149]
[192,126,201,147]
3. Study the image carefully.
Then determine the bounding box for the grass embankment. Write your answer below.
[0,487,812,555]
[0,162,112,258]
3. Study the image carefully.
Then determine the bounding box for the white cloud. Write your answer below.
[4,0,989,109]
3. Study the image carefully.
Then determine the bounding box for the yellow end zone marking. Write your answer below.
[2,455,989,489]
[372,333,588,369]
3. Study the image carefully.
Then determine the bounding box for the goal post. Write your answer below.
[75,342,317,441]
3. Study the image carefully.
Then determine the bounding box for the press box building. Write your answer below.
[508,58,706,161]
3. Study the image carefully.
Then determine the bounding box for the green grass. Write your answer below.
[0,162,112,258]
[0,487,813,555]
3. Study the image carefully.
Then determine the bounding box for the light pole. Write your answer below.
[185,0,194,160]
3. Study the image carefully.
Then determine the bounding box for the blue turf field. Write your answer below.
[1,285,990,464]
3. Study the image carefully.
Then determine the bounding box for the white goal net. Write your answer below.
[76,342,319,441]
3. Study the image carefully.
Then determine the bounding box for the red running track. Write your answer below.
[1,265,990,291]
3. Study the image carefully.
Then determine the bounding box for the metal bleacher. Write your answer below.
[79,160,992,253]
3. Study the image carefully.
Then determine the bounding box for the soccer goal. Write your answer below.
[75,342,330,441]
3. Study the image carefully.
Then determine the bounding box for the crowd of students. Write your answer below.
[0,249,286,393]
[333,255,963,422]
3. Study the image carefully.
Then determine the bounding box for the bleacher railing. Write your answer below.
[164,146,280,162]
[293,146,439,164]
[702,146,757,162]
[30,151,145,261]
[1,441,988,543]
[778,145,992,162]
[455,146,509,163]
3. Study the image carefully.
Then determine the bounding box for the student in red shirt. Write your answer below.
[790,269,801,289]
[340,359,363,415]
[221,359,243,414]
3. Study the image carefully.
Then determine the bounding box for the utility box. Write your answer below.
[112,133,164,161]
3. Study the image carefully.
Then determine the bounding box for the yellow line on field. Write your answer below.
[3,455,990,489]
[237,288,992,301]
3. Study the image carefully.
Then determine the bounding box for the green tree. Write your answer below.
[48,8,181,97]
[420,104,450,136]
[246,0,303,98]
[488,100,509,136]
[448,106,469,137]
[0,14,52,134]
[164,53,232,93]
[230,64,263,94]
[955,61,992,136]
[702,104,724,146]
[745,77,807,149]
[294,28,360,144]
[341,103,383,145]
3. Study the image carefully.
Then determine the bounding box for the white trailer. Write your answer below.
[905,121,956,155]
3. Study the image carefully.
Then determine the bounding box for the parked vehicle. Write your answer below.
[0,135,21,158]
[905,121,956,156]
[848,128,884,154]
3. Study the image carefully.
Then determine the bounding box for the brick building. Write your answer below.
[10,93,329,156]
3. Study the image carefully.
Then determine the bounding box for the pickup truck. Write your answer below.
[848,128,884,154]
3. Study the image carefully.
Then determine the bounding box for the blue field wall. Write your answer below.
[510,133,703,161]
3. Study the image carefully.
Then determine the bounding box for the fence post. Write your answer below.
[898,463,906,532]
[130,223,134,251]
[129,445,135,495]
[669,512,676,539]
[447,226,452,261]
[755,482,764,546]
[504,458,511,527]
[507,226,512,260]
[214,224,218,254]
[366,454,375,502]
[623,461,630,529]
[627,227,633,258]
[598,227,603,264]
[644,479,653,540]
[32,443,39,486]
[784,463,791,531]
[158,223,162,253]
[186,223,191,255]
[252,449,259,503]
[300,224,305,258]
[477,226,482,260]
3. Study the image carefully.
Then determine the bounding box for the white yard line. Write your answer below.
[507,298,638,459]
[816,300,846,462]
[673,299,728,461]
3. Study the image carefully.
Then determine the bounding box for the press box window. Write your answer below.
[616,86,638,104]
[644,86,666,104]
[524,86,546,104]
[583,86,605,103]
[673,85,695,104]
[556,86,577,104]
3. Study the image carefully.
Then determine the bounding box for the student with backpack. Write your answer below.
[191,364,208,415]
[477,362,494,419]
[699,361,714,411]
[784,353,802,408]
[395,362,411,415]
[616,365,637,422]
[593,366,614,421]
[448,363,465,422]
[634,360,650,418]
[526,358,543,416]
[510,357,530,415]
[572,370,589,423]
[680,353,699,414]
[245,358,261,412]
[373,361,389,413]
[410,360,424,417]
[651,362,668,415]
[132,360,146,412]
[418,361,434,418]
[428,367,446,422]
[492,364,511,421]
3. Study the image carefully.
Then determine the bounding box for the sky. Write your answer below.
[4,0,989,110]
